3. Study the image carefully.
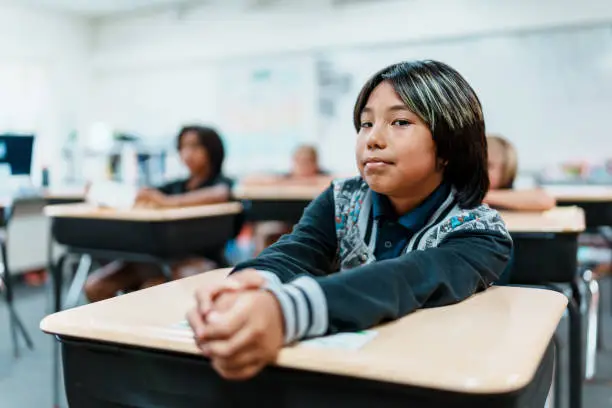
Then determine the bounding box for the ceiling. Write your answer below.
[7,0,379,17]
[8,0,212,17]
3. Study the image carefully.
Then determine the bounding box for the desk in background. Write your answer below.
[544,185,612,228]
[43,187,85,206]
[41,268,566,408]
[44,202,243,312]
[234,184,326,223]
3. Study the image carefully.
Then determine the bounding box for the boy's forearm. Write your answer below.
[260,230,511,343]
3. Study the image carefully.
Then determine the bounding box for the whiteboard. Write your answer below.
[316,26,612,173]
[216,55,318,176]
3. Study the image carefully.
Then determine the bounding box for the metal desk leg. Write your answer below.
[64,255,92,309]
[568,282,584,408]
[583,269,599,380]
[552,334,561,408]
[52,254,67,313]
[51,254,67,408]
[53,338,60,408]
[547,282,583,408]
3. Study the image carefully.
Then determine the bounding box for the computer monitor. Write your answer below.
[0,134,34,176]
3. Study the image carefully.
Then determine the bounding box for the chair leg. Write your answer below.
[64,254,92,309]
[598,284,605,350]
[7,290,19,358]
[1,241,34,357]
[583,269,599,380]
[161,263,173,281]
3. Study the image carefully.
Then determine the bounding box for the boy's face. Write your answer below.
[356,81,443,199]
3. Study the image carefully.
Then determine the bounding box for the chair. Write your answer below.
[0,196,48,357]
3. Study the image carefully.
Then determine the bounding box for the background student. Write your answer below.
[84,125,233,302]
[243,144,334,254]
[484,134,556,211]
[242,144,332,186]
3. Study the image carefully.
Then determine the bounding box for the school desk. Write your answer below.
[501,206,585,408]
[44,202,243,313]
[41,268,566,408]
[43,187,85,205]
[543,185,612,228]
[233,184,326,223]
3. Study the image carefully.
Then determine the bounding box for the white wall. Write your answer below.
[0,4,90,185]
[92,0,612,69]
[87,0,612,175]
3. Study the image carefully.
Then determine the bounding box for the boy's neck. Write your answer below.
[387,180,444,215]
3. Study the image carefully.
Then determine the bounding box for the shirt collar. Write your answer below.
[371,183,450,231]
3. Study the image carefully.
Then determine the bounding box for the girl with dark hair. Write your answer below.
[186,60,513,380]
[136,125,231,207]
[84,125,233,303]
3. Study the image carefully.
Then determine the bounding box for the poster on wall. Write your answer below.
[217,56,317,176]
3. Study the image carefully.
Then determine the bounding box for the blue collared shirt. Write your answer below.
[370,183,450,260]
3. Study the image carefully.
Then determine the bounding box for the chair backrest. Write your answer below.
[5,196,50,274]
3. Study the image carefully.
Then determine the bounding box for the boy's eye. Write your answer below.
[360,121,373,128]
[392,119,411,126]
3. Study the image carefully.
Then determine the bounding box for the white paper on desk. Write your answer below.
[169,321,376,351]
[299,331,377,351]
[86,181,137,210]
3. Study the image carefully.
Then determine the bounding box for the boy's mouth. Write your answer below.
[363,157,394,170]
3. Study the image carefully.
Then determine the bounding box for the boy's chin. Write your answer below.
[363,176,394,195]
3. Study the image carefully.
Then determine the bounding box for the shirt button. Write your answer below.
[384,241,392,248]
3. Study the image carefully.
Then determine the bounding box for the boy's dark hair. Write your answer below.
[177,125,225,179]
[353,60,489,208]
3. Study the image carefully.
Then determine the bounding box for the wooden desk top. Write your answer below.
[44,202,243,221]
[543,185,612,202]
[0,187,85,208]
[43,187,85,200]
[233,184,327,200]
[41,268,566,394]
[500,206,585,233]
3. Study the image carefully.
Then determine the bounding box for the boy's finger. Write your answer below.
[212,359,265,381]
[186,308,206,341]
[195,280,242,315]
[198,302,249,341]
[204,325,258,360]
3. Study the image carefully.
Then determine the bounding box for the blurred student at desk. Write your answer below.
[187,60,512,381]
[242,144,332,187]
[242,144,334,254]
[484,135,556,211]
[84,125,234,303]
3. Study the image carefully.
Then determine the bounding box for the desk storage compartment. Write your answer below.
[510,232,578,284]
[243,199,311,224]
[60,337,553,408]
[52,214,238,258]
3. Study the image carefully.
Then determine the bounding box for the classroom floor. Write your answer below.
[3,280,612,407]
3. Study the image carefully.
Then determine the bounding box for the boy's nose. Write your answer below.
[366,126,387,150]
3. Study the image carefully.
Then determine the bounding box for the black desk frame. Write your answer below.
[509,231,582,408]
[57,336,554,408]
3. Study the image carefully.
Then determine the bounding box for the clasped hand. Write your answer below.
[186,270,285,380]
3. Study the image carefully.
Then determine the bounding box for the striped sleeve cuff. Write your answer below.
[257,271,328,344]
